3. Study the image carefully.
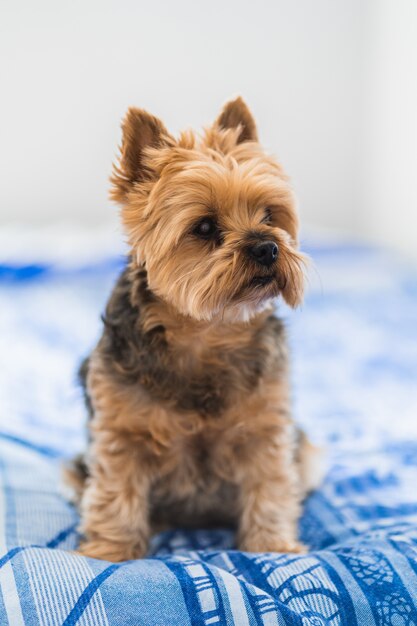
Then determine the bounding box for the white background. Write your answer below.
[1,0,416,259]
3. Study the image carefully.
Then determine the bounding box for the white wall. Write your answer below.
[0,0,363,234]
[361,0,417,260]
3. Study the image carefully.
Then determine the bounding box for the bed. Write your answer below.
[1,230,416,625]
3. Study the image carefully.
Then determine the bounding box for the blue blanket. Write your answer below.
[1,240,417,625]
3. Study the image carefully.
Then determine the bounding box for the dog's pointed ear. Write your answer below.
[110,108,172,202]
[215,97,258,143]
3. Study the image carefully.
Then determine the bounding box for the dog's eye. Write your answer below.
[194,218,218,239]
[262,208,273,225]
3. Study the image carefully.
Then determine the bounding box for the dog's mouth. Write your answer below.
[232,274,287,304]
[250,275,274,288]
[249,274,287,293]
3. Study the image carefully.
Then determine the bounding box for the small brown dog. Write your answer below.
[65,97,321,562]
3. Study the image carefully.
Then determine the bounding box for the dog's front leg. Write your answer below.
[77,430,151,562]
[237,440,306,555]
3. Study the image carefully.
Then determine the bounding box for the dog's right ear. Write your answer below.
[110,108,172,203]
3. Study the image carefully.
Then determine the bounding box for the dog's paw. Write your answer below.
[239,534,307,555]
[76,539,147,562]
[271,539,307,554]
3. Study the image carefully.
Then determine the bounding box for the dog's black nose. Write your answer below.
[249,241,278,267]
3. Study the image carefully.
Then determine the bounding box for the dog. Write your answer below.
[64,97,322,562]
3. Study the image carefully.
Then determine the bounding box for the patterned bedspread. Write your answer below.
[1,234,417,625]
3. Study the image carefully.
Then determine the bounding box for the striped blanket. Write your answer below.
[1,234,417,625]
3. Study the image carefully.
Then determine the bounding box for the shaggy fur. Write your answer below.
[64,97,322,562]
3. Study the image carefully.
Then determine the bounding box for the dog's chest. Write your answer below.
[146,333,270,419]
[122,331,269,419]
[101,268,285,419]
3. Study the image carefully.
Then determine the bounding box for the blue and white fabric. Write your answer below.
[0,229,416,625]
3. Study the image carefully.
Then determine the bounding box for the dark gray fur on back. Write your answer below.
[79,264,286,420]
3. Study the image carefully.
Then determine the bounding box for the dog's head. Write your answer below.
[111,97,305,322]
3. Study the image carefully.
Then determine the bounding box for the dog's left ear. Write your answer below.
[216,97,258,143]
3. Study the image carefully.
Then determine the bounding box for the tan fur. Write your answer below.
[65,97,322,562]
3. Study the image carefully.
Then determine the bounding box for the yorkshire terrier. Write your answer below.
[65,97,322,562]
